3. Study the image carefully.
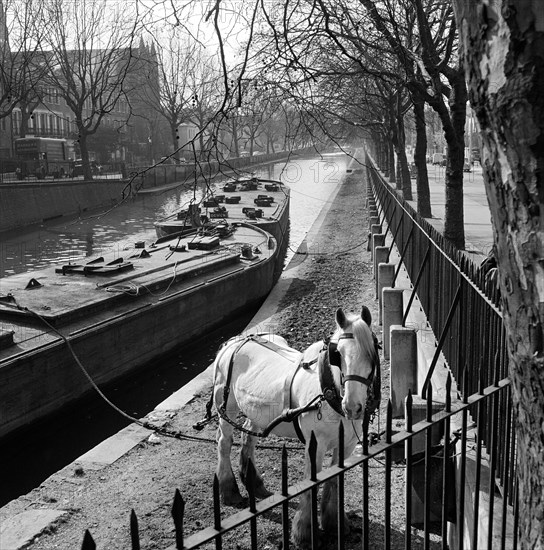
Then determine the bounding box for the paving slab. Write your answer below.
[0,509,68,550]
[74,423,151,469]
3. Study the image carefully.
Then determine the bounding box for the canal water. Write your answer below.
[0,153,350,506]
[0,154,349,276]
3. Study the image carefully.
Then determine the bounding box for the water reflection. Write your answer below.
[0,154,349,277]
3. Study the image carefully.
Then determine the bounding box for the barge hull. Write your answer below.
[0,253,275,439]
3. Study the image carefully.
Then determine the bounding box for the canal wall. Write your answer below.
[0,179,127,233]
[0,151,299,233]
[0,151,369,549]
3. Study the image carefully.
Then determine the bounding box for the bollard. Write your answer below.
[382,288,403,359]
[374,245,389,293]
[371,232,385,265]
[377,263,395,323]
[369,215,380,231]
[389,325,417,418]
[369,224,382,258]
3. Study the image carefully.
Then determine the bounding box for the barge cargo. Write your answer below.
[155,177,290,279]
[0,180,289,439]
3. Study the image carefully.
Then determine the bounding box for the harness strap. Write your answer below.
[220,336,254,409]
[343,374,374,386]
[318,346,345,417]
[217,335,322,440]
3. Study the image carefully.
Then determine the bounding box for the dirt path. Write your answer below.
[1,170,441,549]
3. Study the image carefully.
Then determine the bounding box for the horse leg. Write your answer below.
[239,431,273,499]
[292,442,326,547]
[321,448,351,535]
[216,417,243,505]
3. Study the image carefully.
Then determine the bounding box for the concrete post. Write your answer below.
[382,288,403,359]
[369,225,382,258]
[369,216,380,231]
[371,233,385,266]
[374,245,389,293]
[389,325,418,418]
[377,263,395,324]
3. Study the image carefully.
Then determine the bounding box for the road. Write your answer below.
[413,162,494,258]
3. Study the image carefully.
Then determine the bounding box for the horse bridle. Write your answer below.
[327,332,376,389]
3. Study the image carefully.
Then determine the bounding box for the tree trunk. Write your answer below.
[453,1,544,547]
[444,72,468,248]
[429,72,467,249]
[20,108,31,138]
[170,121,178,159]
[395,113,413,200]
[387,139,395,183]
[77,127,93,181]
[413,96,432,217]
[377,133,386,172]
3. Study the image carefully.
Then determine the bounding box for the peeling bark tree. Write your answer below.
[453,1,544,546]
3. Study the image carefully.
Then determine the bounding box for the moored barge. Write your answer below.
[0,182,289,439]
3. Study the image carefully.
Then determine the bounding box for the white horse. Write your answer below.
[212,306,380,546]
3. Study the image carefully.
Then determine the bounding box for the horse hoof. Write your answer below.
[222,494,244,507]
[221,491,244,506]
[254,486,273,500]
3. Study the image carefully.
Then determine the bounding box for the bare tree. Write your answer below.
[186,52,224,160]
[138,30,199,162]
[0,0,47,129]
[35,0,139,179]
[453,1,544,546]
[358,0,467,248]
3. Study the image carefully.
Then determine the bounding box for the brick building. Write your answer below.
[0,23,165,166]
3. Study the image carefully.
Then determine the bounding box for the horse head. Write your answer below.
[333,306,379,420]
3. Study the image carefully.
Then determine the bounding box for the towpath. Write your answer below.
[1,149,394,550]
[410,161,494,258]
[0,149,490,550]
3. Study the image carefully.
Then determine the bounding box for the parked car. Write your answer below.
[463,159,472,172]
[71,159,100,177]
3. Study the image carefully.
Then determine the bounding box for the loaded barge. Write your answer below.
[0,178,289,439]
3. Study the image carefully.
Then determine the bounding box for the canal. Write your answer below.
[0,152,351,506]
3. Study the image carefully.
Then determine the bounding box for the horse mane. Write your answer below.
[336,312,378,365]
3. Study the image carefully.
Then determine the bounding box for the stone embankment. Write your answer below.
[0,152,293,233]
[1,156,390,550]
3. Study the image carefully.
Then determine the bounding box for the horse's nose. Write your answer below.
[344,402,364,420]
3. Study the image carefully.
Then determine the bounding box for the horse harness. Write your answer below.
[216,333,381,442]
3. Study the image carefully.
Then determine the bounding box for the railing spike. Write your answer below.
[81,530,96,550]
[386,399,393,444]
[130,509,140,550]
[405,391,413,432]
[281,444,288,496]
[309,431,317,481]
[461,364,468,403]
[446,373,452,412]
[426,382,433,422]
[171,488,185,550]
[337,422,345,467]
[212,475,222,532]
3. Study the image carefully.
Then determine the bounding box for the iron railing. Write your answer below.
[78,158,518,550]
[366,159,516,504]
[80,376,517,550]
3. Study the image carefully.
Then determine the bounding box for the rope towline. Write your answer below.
[2,298,301,449]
